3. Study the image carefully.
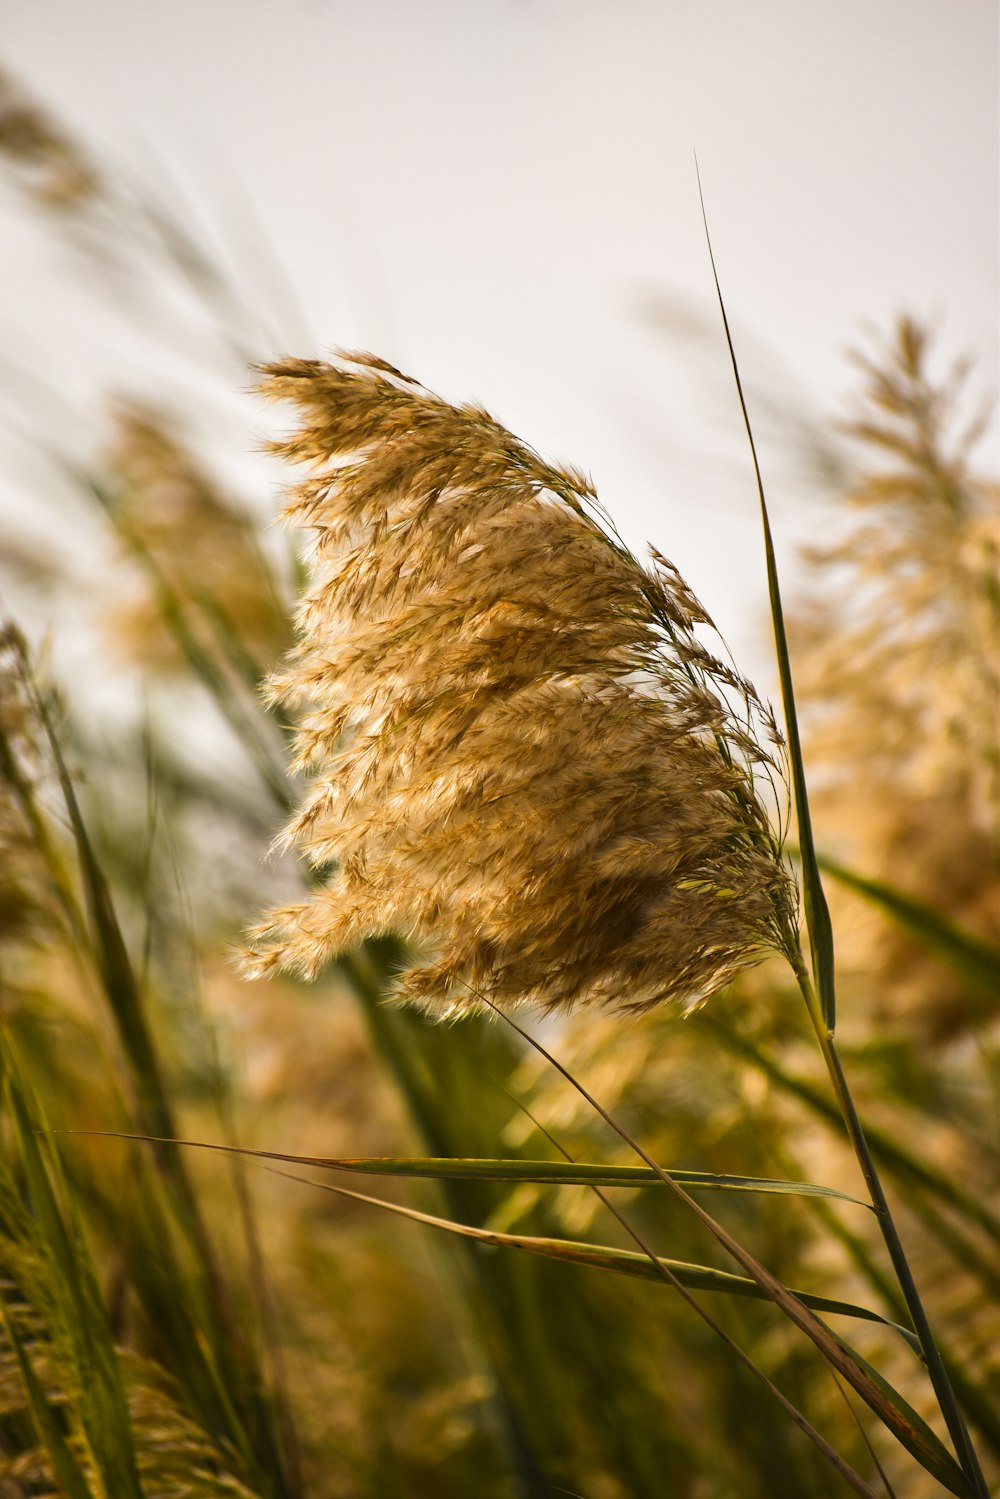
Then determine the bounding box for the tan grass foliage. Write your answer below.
[243,353,797,1014]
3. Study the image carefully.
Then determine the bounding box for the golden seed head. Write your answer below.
[243,354,797,1014]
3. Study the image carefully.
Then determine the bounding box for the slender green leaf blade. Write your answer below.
[64,1133,868,1205]
[829,1332,974,1498]
[696,167,836,1028]
[268,1169,909,1337]
[286,1168,974,1491]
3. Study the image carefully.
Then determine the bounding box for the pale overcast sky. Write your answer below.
[2,0,997,683]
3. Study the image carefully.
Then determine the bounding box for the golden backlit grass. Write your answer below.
[0,64,996,1499]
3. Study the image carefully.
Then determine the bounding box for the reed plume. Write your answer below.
[792,319,1000,1035]
[244,354,796,1015]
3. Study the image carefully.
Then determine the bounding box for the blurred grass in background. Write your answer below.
[0,67,997,1498]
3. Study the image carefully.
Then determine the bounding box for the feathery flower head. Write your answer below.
[244,353,797,1015]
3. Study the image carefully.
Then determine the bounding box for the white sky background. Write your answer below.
[1,0,997,691]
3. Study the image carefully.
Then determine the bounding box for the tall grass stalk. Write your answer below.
[697,180,990,1498]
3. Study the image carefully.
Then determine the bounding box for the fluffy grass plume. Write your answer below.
[244,353,797,1014]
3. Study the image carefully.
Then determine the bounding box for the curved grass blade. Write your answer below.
[281,1155,867,1205]
[695,160,835,1030]
[489,999,980,1494]
[59,1133,867,1206]
[696,176,989,1496]
[275,1167,969,1494]
[76,1130,957,1488]
[828,1331,974,1499]
[815,1189,1000,1461]
[73,1131,884,1496]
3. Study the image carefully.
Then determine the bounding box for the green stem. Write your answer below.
[794,960,989,1498]
[816,1199,1000,1462]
